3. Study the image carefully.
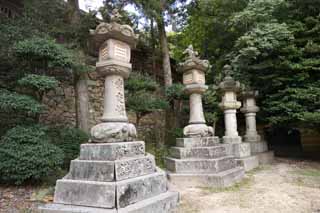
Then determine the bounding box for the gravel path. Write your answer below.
[176,158,320,213]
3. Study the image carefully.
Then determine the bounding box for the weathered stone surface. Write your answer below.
[256,151,274,165]
[167,167,244,188]
[236,155,259,172]
[68,159,114,182]
[54,179,115,208]
[222,136,242,144]
[118,191,179,213]
[176,136,219,148]
[116,170,168,208]
[170,146,227,159]
[114,154,156,181]
[166,156,236,174]
[250,141,268,154]
[183,123,214,138]
[79,142,145,161]
[38,203,117,213]
[91,122,137,143]
[223,142,251,158]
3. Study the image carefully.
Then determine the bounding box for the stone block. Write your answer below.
[167,167,244,188]
[243,134,261,143]
[166,156,236,174]
[118,191,179,213]
[116,170,168,208]
[38,203,117,213]
[68,159,114,182]
[222,136,242,144]
[79,141,145,161]
[176,137,219,148]
[256,151,274,165]
[236,155,259,172]
[223,143,251,158]
[170,146,227,159]
[114,154,156,181]
[68,154,156,182]
[54,179,115,208]
[249,141,268,154]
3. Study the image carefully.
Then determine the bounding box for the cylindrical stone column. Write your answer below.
[224,109,238,137]
[189,93,205,124]
[180,45,213,137]
[241,90,260,142]
[218,65,242,143]
[102,75,127,122]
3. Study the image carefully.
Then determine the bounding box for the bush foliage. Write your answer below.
[49,127,89,168]
[0,126,64,185]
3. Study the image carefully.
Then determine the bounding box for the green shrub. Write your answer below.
[0,126,64,185]
[18,74,59,92]
[49,127,89,168]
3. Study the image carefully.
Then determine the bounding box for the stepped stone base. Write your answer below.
[222,136,242,144]
[236,155,259,172]
[248,141,268,154]
[39,141,179,213]
[255,151,274,165]
[39,191,179,213]
[167,167,244,188]
[223,143,251,158]
[166,137,245,188]
[166,156,236,173]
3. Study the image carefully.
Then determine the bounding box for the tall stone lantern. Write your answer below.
[218,65,242,143]
[218,65,258,171]
[39,10,179,213]
[240,90,261,143]
[241,89,274,164]
[90,10,138,143]
[180,45,214,137]
[165,47,245,188]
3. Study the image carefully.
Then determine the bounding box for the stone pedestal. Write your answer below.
[39,11,178,213]
[166,137,245,188]
[166,47,244,188]
[241,90,274,166]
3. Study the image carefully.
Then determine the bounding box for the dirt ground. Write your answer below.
[176,158,320,213]
[0,158,319,213]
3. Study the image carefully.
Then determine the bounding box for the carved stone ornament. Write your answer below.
[90,21,138,50]
[179,45,210,73]
[91,122,137,143]
[183,124,214,138]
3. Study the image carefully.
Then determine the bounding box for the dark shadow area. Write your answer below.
[265,127,320,161]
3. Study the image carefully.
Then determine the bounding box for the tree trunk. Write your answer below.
[150,18,157,80]
[157,16,172,88]
[68,0,90,133]
[74,72,90,133]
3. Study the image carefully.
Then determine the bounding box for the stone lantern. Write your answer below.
[89,10,138,143]
[180,45,213,137]
[240,90,261,143]
[218,65,242,143]
[241,90,274,163]
[218,65,259,171]
[165,47,245,188]
[39,9,179,213]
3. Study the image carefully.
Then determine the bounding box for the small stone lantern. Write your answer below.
[90,10,138,142]
[240,90,261,142]
[219,65,242,143]
[180,45,213,137]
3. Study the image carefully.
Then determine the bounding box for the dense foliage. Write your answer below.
[172,0,320,128]
[126,73,169,125]
[0,126,64,185]
[49,127,89,169]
